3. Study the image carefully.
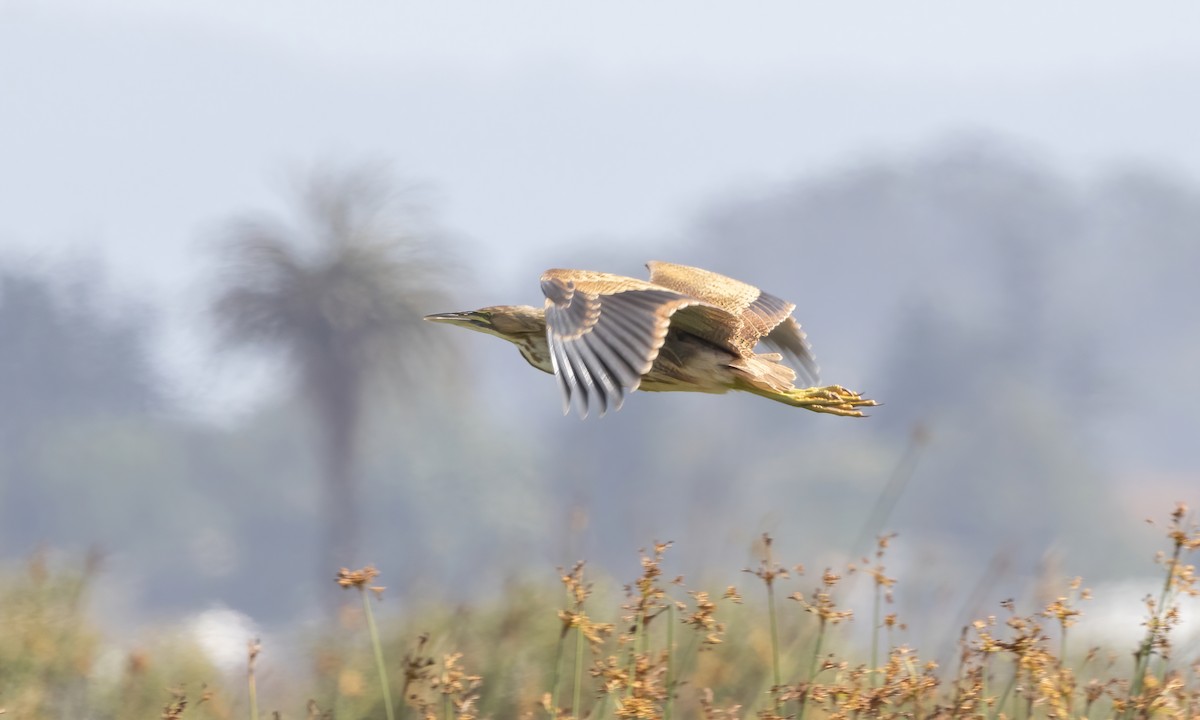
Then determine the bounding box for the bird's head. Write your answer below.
[424,305,546,342]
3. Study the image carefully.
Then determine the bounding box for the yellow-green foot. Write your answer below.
[787,385,878,417]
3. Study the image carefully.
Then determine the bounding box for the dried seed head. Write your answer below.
[336,566,381,590]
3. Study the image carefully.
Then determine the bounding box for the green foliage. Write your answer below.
[0,555,98,719]
[0,555,221,719]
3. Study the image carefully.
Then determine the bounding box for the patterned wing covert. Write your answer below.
[646,261,819,385]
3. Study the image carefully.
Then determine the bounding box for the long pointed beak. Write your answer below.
[424,311,490,329]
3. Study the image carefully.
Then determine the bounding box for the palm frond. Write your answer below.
[210,166,453,396]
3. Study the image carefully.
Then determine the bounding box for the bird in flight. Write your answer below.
[426,261,875,418]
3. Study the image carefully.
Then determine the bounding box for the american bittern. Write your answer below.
[426,261,875,418]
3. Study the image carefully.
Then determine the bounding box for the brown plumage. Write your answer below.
[426,261,875,418]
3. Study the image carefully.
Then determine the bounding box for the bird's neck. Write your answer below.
[515,333,554,375]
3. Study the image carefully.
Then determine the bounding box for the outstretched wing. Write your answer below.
[645,261,819,386]
[540,269,713,418]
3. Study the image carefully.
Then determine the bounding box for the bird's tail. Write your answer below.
[730,353,797,394]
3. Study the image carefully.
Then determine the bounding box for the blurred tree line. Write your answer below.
[0,141,1196,631]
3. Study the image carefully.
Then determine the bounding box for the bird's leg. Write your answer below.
[781,385,878,417]
[734,375,879,416]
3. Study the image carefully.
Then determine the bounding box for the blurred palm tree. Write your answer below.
[211,166,450,591]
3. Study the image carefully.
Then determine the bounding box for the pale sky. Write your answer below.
[5,1,1199,279]
[3,0,1199,412]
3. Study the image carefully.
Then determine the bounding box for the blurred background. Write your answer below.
[2,0,1198,652]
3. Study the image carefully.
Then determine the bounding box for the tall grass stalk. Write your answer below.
[767,582,781,698]
[361,589,397,720]
[1058,623,1067,670]
[638,613,651,657]
[550,579,570,719]
[746,533,786,715]
[247,639,261,720]
[1125,514,1186,719]
[593,693,610,720]
[870,581,881,688]
[981,655,990,714]
[797,616,827,720]
[989,661,1018,720]
[1136,546,1180,676]
[625,615,639,706]
[807,617,826,686]
[572,624,585,720]
[664,603,676,720]
[550,627,567,718]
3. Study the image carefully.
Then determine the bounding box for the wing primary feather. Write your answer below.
[600,306,662,351]
[586,323,643,389]
[573,336,620,416]
[568,339,606,416]
[597,301,655,338]
[548,331,579,415]
[601,294,673,335]
[547,333,571,414]
[581,330,635,389]
[597,309,663,374]
[562,339,595,418]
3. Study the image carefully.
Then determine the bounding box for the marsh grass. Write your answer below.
[336,566,395,720]
[1,504,1198,719]
[247,638,261,720]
